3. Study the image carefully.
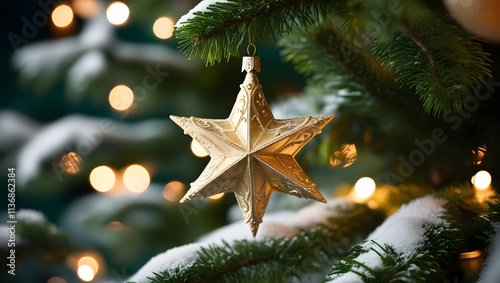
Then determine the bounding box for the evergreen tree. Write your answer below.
[2,0,500,282]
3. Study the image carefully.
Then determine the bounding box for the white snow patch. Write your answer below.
[176,0,229,28]
[0,110,38,151]
[0,225,10,251]
[130,197,354,282]
[67,50,107,94]
[200,198,354,244]
[329,271,364,283]
[16,115,169,187]
[271,93,343,119]
[287,197,353,228]
[478,223,500,283]
[128,243,202,283]
[327,195,448,283]
[17,209,46,224]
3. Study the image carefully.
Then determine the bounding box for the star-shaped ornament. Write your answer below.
[170,57,334,236]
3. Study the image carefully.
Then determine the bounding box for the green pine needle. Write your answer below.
[325,184,489,282]
[175,0,334,65]
[373,17,491,116]
[148,203,385,282]
[475,200,500,246]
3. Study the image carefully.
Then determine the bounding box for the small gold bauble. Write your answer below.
[443,0,500,43]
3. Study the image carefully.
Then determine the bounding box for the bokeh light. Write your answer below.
[72,0,102,19]
[459,250,482,259]
[472,170,491,190]
[153,17,175,39]
[52,5,73,28]
[106,2,129,25]
[61,152,82,174]
[123,164,150,193]
[163,181,186,202]
[191,139,208,157]
[106,221,126,231]
[89,166,115,192]
[208,192,224,200]
[46,277,68,283]
[77,265,94,281]
[329,143,357,168]
[109,85,134,111]
[354,177,376,200]
[78,256,98,275]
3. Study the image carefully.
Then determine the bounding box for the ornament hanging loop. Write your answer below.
[247,43,256,57]
[242,43,260,73]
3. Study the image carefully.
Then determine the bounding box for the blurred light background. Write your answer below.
[0,1,306,282]
[1,1,499,282]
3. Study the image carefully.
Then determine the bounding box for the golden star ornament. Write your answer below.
[170,57,334,236]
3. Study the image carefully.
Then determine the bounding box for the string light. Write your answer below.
[61,152,82,174]
[208,193,224,200]
[163,181,186,202]
[46,277,68,283]
[353,177,376,201]
[191,140,208,157]
[67,252,104,283]
[89,166,115,192]
[77,265,94,281]
[52,5,73,28]
[472,144,487,166]
[472,170,491,190]
[109,85,134,111]
[329,143,357,168]
[123,165,150,193]
[106,221,126,231]
[106,2,129,25]
[460,250,482,259]
[78,256,98,275]
[72,0,102,19]
[153,17,175,39]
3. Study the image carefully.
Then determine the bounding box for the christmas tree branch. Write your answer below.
[475,201,500,247]
[175,0,334,65]
[401,20,443,91]
[326,184,486,282]
[474,200,500,282]
[279,17,432,129]
[373,12,491,116]
[146,202,385,282]
[279,17,399,105]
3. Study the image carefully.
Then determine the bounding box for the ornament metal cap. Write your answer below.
[242,56,261,73]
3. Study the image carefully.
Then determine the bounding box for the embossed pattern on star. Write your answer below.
[170,70,334,236]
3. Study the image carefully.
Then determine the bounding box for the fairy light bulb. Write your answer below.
[89,166,115,192]
[78,256,98,275]
[153,17,175,39]
[163,181,186,202]
[109,85,134,111]
[191,140,208,157]
[123,165,150,193]
[473,170,492,190]
[354,177,376,200]
[106,2,129,25]
[208,193,224,200]
[77,265,94,281]
[52,5,74,27]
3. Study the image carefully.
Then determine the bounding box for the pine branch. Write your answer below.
[8,209,70,265]
[278,16,438,134]
[475,200,500,246]
[279,17,410,112]
[175,0,334,65]
[373,14,491,116]
[325,185,486,282]
[147,203,385,282]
